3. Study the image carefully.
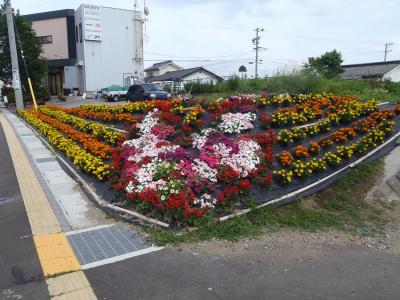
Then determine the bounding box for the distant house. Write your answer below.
[341,60,400,82]
[144,60,183,78]
[147,67,223,85]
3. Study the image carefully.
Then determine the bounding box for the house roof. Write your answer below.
[144,60,175,72]
[24,9,75,21]
[147,67,224,82]
[341,60,400,79]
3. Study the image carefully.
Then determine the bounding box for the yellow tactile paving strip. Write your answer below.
[34,233,80,276]
[0,114,60,235]
[0,113,97,299]
[47,271,96,300]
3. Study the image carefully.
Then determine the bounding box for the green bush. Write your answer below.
[190,71,400,102]
[227,76,240,92]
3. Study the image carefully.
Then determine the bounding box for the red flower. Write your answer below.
[181,123,193,134]
[142,156,152,164]
[195,119,205,127]
[239,179,253,191]
[265,175,272,186]
[217,191,224,204]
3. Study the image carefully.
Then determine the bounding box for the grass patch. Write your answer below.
[143,158,390,246]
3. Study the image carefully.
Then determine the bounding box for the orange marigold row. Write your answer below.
[31,111,112,159]
[46,105,136,123]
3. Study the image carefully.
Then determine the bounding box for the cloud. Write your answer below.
[15,0,400,77]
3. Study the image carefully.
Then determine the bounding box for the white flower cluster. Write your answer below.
[219,139,261,178]
[217,112,256,134]
[125,134,178,163]
[212,142,232,158]
[193,193,217,209]
[192,159,218,182]
[191,128,215,149]
[137,108,159,135]
[126,158,160,193]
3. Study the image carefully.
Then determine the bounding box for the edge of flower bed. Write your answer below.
[219,129,400,222]
[16,113,170,228]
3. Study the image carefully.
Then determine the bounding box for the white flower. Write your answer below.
[219,139,261,178]
[194,193,217,209]
[192,159,218,183]
[137,109,159,135]
[218,112,256,134]
[191,128,215,149]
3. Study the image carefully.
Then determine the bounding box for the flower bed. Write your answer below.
[17,93,400,226]
[18,110,110,180]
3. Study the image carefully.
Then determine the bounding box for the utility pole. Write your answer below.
[5,0,24,110]
[252,27,264,79]
[384,42,393,62]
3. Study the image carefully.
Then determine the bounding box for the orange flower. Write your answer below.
[31,111,112,159]
[292,145,309,159]
[278,151,294,167]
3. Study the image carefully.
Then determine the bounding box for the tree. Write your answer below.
[304,50,344,78]
[0,6,47,94]
[239,65,247,78]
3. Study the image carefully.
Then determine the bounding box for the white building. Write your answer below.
[147,67,223,86]
[144,60,183,78]
[341,60,400,82]
[25,4,144,95]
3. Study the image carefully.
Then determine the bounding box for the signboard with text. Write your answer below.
[84,4,102,41]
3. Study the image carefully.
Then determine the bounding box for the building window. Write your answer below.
[79,23,82,43]
[75,25,78,43]
[38,35,52,44]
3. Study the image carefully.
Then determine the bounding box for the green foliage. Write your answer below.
[163,84,172,93]
[144,160,390,246]
[304,49,344,78]
[0,7,47,93]
[227,76,240,91]
[193,73,400,103]
[239,65,247,73]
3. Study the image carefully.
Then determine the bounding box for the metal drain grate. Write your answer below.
[67,225,149,265]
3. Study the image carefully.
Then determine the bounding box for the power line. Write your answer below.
[270,33,385,45]
[144,50,253,59]
[144,59,254,62]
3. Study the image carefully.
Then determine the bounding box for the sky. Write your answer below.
[16,0,400,78]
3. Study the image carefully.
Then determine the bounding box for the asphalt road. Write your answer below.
[0,122,49,300]
[83,241,400,300]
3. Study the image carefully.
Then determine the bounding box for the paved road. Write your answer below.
[46,97,125,108]
[84,242,400,300]
[0,123,49,300]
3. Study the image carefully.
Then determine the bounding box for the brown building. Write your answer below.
[24,9,77,95]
